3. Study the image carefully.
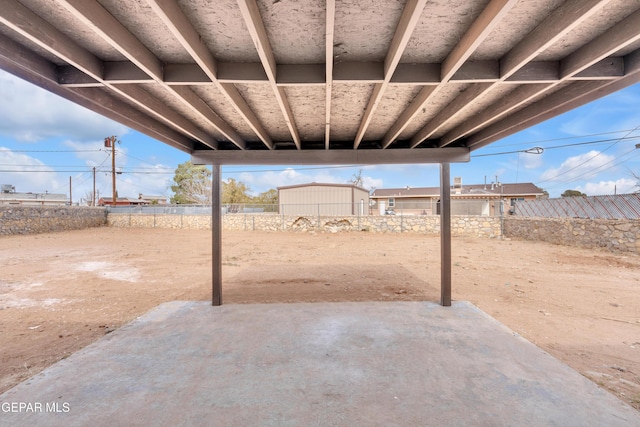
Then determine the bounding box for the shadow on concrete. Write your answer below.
[224,264,439,303]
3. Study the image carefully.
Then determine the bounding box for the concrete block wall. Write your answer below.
[504,217,640,254]
[0,206,107,235]
[107,213,502,238]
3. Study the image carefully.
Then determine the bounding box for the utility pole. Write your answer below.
[93,167,96,207]
[105,136,118,205]
[69,176,72,206]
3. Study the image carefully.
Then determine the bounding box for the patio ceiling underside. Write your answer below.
[1,0,640,164]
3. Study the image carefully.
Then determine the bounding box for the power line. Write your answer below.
[535,124,640,184]
[472,135,640,158]
[0,149,104,153]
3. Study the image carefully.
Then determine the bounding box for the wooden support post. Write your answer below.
[212,163,222,306]
[440,163,452,306]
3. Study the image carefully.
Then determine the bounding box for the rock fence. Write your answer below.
[504,216,640,254]
[0,206,107,235]
[107,212,502,237]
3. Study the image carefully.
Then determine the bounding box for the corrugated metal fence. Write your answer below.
[513,193,640,220]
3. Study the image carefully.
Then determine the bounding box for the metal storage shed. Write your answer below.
[278,183,370,216]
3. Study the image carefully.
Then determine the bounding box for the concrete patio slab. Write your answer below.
[1,301,638,426]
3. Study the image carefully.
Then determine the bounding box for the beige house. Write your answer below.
[0,185,67,206]
[371,182,545,216]
[278,183,370,216]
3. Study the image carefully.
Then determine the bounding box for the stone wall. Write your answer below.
[0,206,107,235]
[504,217,640,254]
[107,213,502,238]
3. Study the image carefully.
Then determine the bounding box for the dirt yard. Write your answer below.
[1,227,639,410]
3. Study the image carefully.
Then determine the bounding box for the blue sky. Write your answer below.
[1,69,639,202]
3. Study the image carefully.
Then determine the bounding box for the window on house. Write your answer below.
[388,198,395,207]
[510,197,524,206]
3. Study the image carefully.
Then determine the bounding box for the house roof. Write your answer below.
[1,1,639,166]
[371,183,544,198]
[278,182,368,193]
[0,192,67,201]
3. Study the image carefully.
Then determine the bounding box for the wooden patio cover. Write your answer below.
[1,0,639,305]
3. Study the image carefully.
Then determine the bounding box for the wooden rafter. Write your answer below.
[58,0,249,150]
[237,0,300,148]
[443,8,640,147]
[0,32,194,152]
[382,0,518,148]
[325,0,336,149]
[434,0,615,148]
[147,0,272,149]
[354,0,428,149]
[0,0,217,149]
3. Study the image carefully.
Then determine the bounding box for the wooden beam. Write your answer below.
[560,8,640,78]
[450,60,500,82]
[192,147,470,166]
[56,59,626,87]
[382,86,438,148]
[354,0,428,149]
[211,163,222,306]
[468,81,612,148]
[169,86,246,150]
[384,0,515,148]
[165,63,211,85]
[391,63,440,84]
[440,84,549,146]
[384,0,429,77]
[59,0,163,80]
[237,0,300,148]
[58,0,252,149]
[0,0,219,149]
[325,0,336,149]
[429,0,614,148]
[277,64,325,85]
[412,83,493,148]
[334,62,384,82]
[112,84,218,148]
[500,0,611,78]
[440,162,452,307]
[441,0,518,81]
[441,5,640,148]
[470,72,640,150]
[0,33,194,152]
[148,0,273,149]
[0,0,103,80]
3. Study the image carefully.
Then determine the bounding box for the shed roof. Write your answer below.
[1,1,639,165]
[278,182,368,193]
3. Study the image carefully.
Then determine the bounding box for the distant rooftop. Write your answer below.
[372,183,544,198]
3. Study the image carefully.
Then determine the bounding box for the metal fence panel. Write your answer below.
[107,200,505,217]
[513,193,640,219]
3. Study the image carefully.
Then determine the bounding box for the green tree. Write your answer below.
[170,161,212,204]
[253,188,278,205]
[561,189,586,198]
[222,178,251,205]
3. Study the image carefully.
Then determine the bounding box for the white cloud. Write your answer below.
[361,176,383,190]
[576,178,637,196]
[522,152,543,169]
[0,148,62,193]
[0,70,128,142]
[62,139,115,167]
[229,167,383,194]
[540,150,615,182]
